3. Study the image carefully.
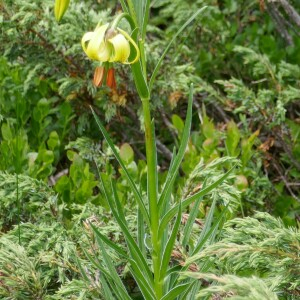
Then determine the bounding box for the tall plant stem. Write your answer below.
[141,97,163,298]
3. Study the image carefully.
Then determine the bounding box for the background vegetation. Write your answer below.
[0,0,299,299]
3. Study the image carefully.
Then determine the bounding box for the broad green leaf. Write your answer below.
[149,7,208,90]
[1,123,13,141]
[225,120,241,157]
[158,84,193,213]
[120,143,134,164]
[91,107,150,227]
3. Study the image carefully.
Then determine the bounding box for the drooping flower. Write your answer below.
[81,23,139,64]
[83,23,140,90]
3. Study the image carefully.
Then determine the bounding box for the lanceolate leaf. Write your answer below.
[160,202,182,280]
[160,283,191,300]
[90,223,129,259]
[129,262,156,300]
[97,237,132,300]
[158,84,194,213]
[158,165,236,238]
[91,107,150,227]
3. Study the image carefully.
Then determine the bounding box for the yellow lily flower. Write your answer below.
[81,23,139,64]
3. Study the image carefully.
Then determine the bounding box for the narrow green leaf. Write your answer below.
[142,0,150,39]
[100,274,115,300]
[161,283,191,300]
[114,214,153,285]
[160,202,182,280]
[119,0,129,13]
[75,256,92,283]
[97,237,132,299]
[129,263,156,300]
[132,0,145,29]
[91,107,150,227]
[179,280,200,300]
[111,178,127,224]
[137,208,146,257]
[158,84,194,213]
[149,7,207,90]
[159,165,236,238]
[192,195,217,253]
[131,60,150,99]
[182,180,207,247]
[96,172,153,285]
[192,203,229,255]
[90,223,129,259]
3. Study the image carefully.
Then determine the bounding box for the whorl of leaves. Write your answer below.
[187,212,300,298]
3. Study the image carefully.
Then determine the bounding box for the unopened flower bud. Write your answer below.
[54,0,70,22]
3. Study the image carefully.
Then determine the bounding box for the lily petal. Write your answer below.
[82,23,110,61]
[117,28,140,64]
[108,33,130,63]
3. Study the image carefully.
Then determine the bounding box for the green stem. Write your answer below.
[141,98,163,298]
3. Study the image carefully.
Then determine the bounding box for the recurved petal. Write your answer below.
[84,23,110,61]
[81,32,95,53]
[108,33,130,63]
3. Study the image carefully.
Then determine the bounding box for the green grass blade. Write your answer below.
[161,283,191,300]
[91,107,150,227]
[159,165,236,237]
[158,84,194,212]
[75,256,92,283]
[159,202,182,280]
[149,6,207,90]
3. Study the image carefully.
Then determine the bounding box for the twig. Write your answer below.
[267,2,294,46]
